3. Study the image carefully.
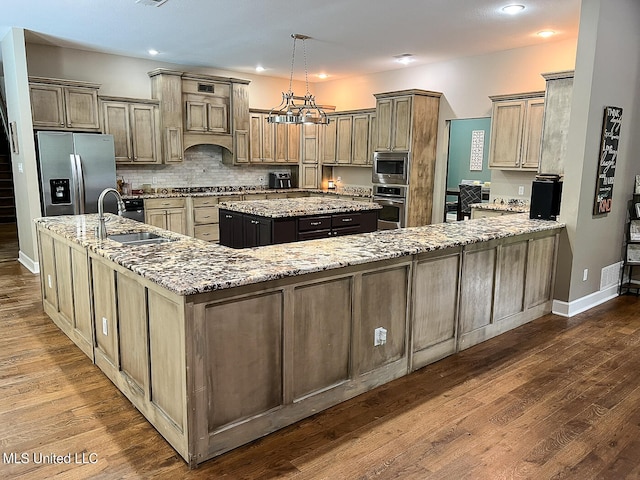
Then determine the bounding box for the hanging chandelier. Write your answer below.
[267,34,329,125]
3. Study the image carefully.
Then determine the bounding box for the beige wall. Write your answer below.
[1,28,41,271]
[26,43,305,109]
[557,0,640,303]
[315,39,578,216]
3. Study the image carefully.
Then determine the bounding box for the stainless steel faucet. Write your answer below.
[96,188,125,240]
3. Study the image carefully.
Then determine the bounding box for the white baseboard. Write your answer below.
[552,284,619,317]
[18,251,39,274]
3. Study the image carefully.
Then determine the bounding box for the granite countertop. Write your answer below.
[219,197,382,218]
[123,188,372,200]
[471,202,530,213]
[36,213,564,296]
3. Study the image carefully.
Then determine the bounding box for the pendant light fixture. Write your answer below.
[267,34,329,125]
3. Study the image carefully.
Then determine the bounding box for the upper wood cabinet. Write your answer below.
[29,77,101,131]
[322,109,375,166]
[148,69,250,165]
[488,91,545,171]
[100,96,161,164]
[539,71,574,176]
[249,110,299,164]
[374,95,412,152]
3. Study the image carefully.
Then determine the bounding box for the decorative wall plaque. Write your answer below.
[469,130,484,171]
[593,106,622,215]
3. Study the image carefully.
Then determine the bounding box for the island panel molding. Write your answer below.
[35,213,562,467]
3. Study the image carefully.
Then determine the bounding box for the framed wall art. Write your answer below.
[593,106,622,215]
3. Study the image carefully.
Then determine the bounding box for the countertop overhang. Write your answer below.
[35,214,564,296]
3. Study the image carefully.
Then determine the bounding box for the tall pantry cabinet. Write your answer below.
[373,89,442,226]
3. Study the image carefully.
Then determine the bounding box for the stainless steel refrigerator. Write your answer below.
[36,131,118,216]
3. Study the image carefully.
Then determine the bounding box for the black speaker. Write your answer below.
[530,176,562,220]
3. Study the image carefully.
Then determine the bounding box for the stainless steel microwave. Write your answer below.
[372,152,410,185]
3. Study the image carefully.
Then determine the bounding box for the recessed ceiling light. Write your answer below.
[502,4,525,14]
[255,66,265,72]
[537,30,555,38]
[148,49,159,56]
[317,73,329,79]
[394,54,415,65]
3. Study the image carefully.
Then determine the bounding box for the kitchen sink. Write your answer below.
[107,232,175,246]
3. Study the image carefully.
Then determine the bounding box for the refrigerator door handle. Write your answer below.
[73,154,87,214]
[69,154,80,215]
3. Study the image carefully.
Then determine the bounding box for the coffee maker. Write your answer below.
[269,173,292,189]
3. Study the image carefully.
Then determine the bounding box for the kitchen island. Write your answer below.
[35,213,563,467]
[218,197,381,248]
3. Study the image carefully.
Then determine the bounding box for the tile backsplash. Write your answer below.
[116,145,291,189]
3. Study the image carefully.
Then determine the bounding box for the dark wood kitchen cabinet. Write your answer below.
[218,210,245,248]
[219,210,297,248]
[220,209,378,248]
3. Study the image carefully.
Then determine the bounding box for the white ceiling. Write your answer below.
[0,0,581,82]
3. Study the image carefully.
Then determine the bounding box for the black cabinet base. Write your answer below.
[219,209,379,249]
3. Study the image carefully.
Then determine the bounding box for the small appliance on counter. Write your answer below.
[269,172,292,189]
[530,174,563,220]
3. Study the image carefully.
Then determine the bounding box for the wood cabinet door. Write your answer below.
[130,103,160,163]
[102,101,132,163]
[351,114,370,165]
[335,115,353,164]
[322,116,338,163]
[207,103,228,133]
[301,164,318,188]
[287,123,300,163]
[274,122,288,163]
[391,96,412,151]
[145,210,167,230]
[301,123,318,163]
[249,113,264,162]
[64,86,100,130]
[521,98,545,170]
[185,101,208,132]
[488,100,525,168]
[234,129,250,164]
[30,84,66,128]
[375,98,393,151]
[261,116,275,162]
[165,126,184,163]
[166,208,187,235]
[367,114,376,165]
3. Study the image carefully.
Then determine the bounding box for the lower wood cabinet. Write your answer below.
[144,197,187,235]
[37,220,560,468]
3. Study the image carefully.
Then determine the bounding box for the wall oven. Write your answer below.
[373,184,407,229]
[372,152,410,185]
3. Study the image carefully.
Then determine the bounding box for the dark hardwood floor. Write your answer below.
[0,223,19,262]
[2,259,640,479]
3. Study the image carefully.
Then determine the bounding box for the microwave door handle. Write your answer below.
[73,154,86,214]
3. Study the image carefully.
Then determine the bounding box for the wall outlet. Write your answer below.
[583,268,588,281]
[374,327,387,346]
[102,317,108,336]
[47,274,52,289]
[518,185,525,195]
[18,163,24,174]
[152,177,158,185]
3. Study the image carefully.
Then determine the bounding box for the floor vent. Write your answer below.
[601,262,622,290]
